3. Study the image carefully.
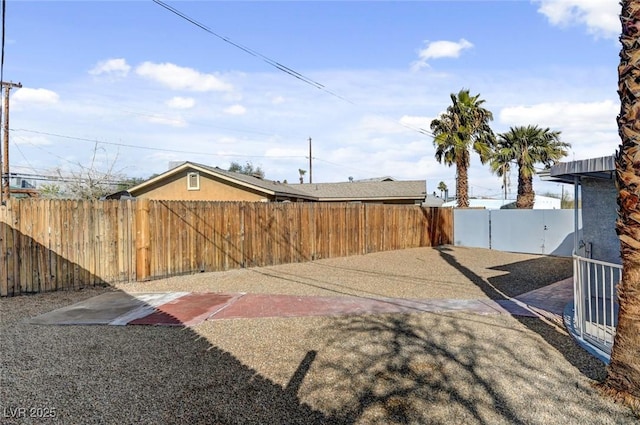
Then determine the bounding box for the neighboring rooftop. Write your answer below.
[441,195,561,210]
[422,194,445,207]
[352,176,397,182]
[295,180,426,202]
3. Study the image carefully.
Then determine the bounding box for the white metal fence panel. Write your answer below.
[491,209,577,255]
[490,210,546,254]
[453,209,490,249]
[454,209,580,256]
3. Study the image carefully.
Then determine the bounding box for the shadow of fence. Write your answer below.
[0,221,110,296]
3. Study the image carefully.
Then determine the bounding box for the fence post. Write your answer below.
[136,199,151,281]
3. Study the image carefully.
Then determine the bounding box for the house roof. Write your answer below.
[128,161,315,201]
[196,164,315,199]
[127,161,427,202]
[422,194,445,207]
[353,176,397,182]
[539,155,615,184]
[294,180,426,201]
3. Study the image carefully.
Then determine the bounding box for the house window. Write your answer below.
[187,172,200,190]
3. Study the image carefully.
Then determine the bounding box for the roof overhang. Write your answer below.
[539,155,615,185]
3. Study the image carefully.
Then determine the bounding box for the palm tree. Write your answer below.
[437,181,448,199]
[431,89,495,208]
[490,125,570,209]
[601,0,640,410]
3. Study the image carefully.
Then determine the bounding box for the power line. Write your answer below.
[10,128,306,159]
[88,101,277,137]
[5,171,127,185]
[398,121,433,137]
[10,136,37,174]
[152,0,353,104]
[13,127,412,179]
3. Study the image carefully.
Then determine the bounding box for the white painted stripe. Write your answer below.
[109,292,190,325]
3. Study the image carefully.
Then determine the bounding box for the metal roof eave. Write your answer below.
[539,155,616,185]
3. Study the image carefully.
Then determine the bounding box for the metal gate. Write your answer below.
[453,209,580,256]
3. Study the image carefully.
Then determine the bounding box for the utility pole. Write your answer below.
[308,137,312,184]
[1,81,22,202]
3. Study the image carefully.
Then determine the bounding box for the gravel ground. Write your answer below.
[1,246,638,424]
[112,246,572,300]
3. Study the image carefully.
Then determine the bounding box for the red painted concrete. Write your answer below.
[128,293,242,326]
[211,295,536,320]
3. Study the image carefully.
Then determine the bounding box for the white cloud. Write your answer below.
[357,115,409,136]
[399,115,432,132]
[412,39,473,70]
[89,58,131,77]
[264,147,306,158]
[223,104,247,115]
[136,62,233,92]
[217,136,243,145]
[12,88,59,105]
[499,100,618,130]
[145,115,188,128]
[534,0,620,39]
[499,100,619,160]
[272,96,285,105]
[166,96,195,110]
[12,134,52,146]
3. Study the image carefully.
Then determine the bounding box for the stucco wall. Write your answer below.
[133,171,272,201]
[581,177,620,264]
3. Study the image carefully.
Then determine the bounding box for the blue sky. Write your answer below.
[2,0,621,198]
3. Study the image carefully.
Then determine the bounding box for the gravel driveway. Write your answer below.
[1,246,637,424]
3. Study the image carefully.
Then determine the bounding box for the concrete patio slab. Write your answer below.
[29,292,187,325]
[29,291,541,327]
[514,277,574,323]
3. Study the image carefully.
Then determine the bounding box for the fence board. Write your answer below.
[0,199,452,296]
[10,202,20,295]
[0,205,7,296]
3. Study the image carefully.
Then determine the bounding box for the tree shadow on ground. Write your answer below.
[486,255,573,298]
[435,246,607,381]
[303,311,634,424]
[305,314,526,425]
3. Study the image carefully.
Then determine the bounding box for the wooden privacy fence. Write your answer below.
[0,199,453,296]
[0,199,136,297]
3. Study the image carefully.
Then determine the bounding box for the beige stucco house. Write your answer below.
[127,162,314,202]
[126,161,427,205]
